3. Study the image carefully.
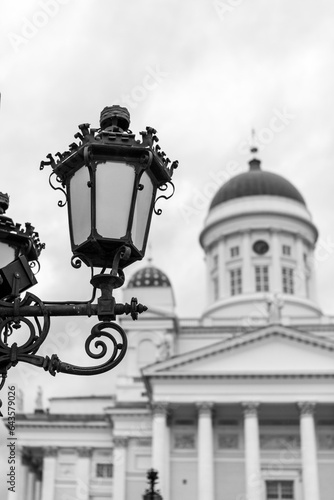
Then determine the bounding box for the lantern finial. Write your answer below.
[100,105,130,132]
[0,192,9,214]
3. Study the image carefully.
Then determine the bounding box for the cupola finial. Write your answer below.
[249,129,261,171]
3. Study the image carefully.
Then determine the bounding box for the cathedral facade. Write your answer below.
[13,152,334,500]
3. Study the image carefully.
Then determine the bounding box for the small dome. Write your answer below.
[210,158,306,210]
[127,266,171,288]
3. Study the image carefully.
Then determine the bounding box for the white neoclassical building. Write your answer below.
[12,151,334,500]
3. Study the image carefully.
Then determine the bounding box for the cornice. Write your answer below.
[13,421,110,429]
[146,372,334,380]
[105,408,151,418]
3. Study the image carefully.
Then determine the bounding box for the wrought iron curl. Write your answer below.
[45,321,128,376]
[71,255,83,269]
[0,293,51,371]
[29,260,41,275]
[49,171,67,207]
[154,181,175,215]
[85,321,125,361]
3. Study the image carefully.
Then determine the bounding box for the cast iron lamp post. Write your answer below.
[143,469,162,500]
[0,105,177,390]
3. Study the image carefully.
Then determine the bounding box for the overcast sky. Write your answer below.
[1,0,334,447]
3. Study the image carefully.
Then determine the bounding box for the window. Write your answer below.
[282,267,294,294]
[255,266,269,292]
[230,268,242,295]
[213,276,219,300]
[266,480,294,499]
[230,246,239,258]
[96,463,113,478]
[282,245,291,256]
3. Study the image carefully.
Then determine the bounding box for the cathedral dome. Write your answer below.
[127,265,171,288]
[210,158,306,210]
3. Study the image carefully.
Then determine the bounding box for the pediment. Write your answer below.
[142,325,334,377]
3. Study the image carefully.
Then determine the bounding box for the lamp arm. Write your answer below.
[0,299,146,319]
[0,292,146,384]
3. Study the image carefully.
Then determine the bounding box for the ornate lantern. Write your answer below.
[0,192,44,298]
[42,105,178,271]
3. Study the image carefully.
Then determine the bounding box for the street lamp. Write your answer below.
[0,105,178,390]
[143,469,162,500]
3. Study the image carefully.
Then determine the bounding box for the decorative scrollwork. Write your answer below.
[49,172,67,207]
[29,260,41,275]
[44,321,128,376]
[71,255,83,269]
[0,293,50,375]
[154,181,175,215]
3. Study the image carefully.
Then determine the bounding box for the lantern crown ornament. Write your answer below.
[0,106,177,391]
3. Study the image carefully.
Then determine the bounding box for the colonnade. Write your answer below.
[148,401,319,500]
[18,402,320,500]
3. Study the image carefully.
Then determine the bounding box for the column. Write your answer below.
[26,469,36,500]
[41,447,57,500]
[243,403,262,500]
[298,402,320,500]
[308,248,318,303]
[197,403,214,500]
[271,230,281,293]
[76,448,92,500]
[295,235,306,297]
[15,447,29,500]
[164,418,171,500]
[218,237,226,299]
[113,437,128,500]
[242,231,252,293]
[152,403,168,496]
[34,477,42,500]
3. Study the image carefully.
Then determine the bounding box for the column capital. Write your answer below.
[77,447,93,458]
[197,402,214,416]
[113,436,129,448]
[44,447,58,458]
[242,402,260,417]
[298,402,316,416]
[152,402,169,416]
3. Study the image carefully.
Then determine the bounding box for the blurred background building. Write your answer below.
[13,150,334,500]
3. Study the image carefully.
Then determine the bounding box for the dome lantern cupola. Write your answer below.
[123,261,175,314]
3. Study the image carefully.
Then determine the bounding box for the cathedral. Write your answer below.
[13,150,334,500]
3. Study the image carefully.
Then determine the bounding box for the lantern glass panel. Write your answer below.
[132,171,154,251]
[95,161,135,239]
[70,166,91,246]
[0,242,15,268]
